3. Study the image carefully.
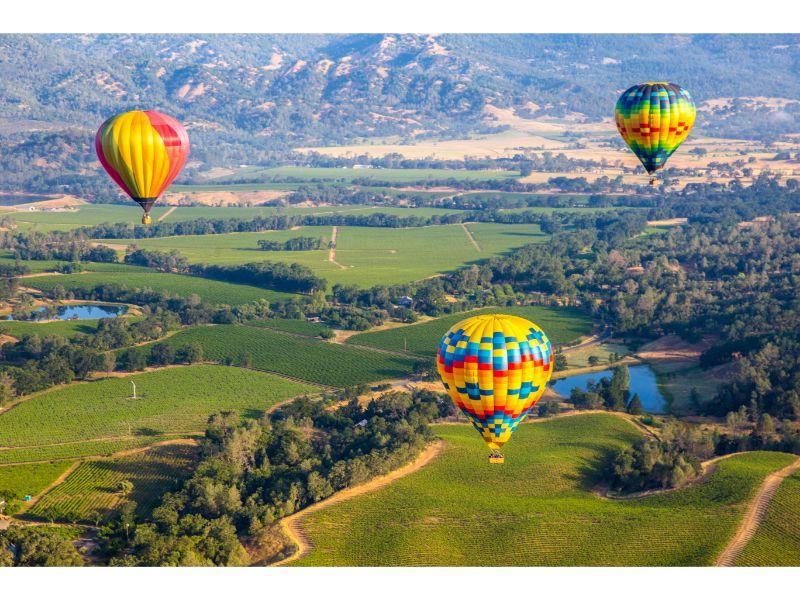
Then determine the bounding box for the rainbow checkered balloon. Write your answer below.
[437,314,553,455]
[615,82,696,175]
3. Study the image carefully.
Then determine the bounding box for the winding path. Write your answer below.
[269,440,444,566]
[715,456,800,567]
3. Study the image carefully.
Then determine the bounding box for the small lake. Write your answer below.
[550,364,667,414]
[2,304,127,322]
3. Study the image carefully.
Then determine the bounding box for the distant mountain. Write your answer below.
[0,33,799,190]
[2,34,800,141]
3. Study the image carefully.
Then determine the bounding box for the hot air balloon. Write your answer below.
[615,82,696,184]
[95,110,189,224]
[437,314,553,463]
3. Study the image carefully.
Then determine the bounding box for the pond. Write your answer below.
[549,364,667,414]
[2,304,127,322]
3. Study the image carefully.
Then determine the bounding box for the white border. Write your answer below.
[1,566,799,599]
[1,0,798,33]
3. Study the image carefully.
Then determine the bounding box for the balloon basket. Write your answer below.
[142,214,152,225]
[649,177,656,186]
[488,454,505,464]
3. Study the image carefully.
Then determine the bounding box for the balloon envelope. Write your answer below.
[437,314,553,454]
[95,110,189,223]
[615,82,695,175]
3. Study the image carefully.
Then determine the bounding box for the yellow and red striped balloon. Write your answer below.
[437,313,553,462]
[95,110,189,224]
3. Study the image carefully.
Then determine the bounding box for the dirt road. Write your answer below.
[270,440,444,566]
[157,206,177,222]
[715,456,800,566]
[328,226,347,269]
[460,223,481,251]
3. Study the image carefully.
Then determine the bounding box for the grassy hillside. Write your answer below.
[736,470,800,566]
[27,271,294,305]
[150,325,416,387]
[293,414,796,566]
[28,443,198,522]
[0,318,104,339]
[0,365,318,447]
[0,436,183,466]
[347,306,592,356]
[0,460,74,500]
[95,223,547,287]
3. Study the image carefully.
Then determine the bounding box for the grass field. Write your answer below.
[6,205,172,231]
[0,460,74,499]
[0,318,104,339]
[247,318,331,337]
[0,435,185,466]
[736,471,800,566]
[347,306,592,356]
[293,414,796,566]
[27,271,294,305]
[149,325,416,387]
[93,223,547,287]
[0,365,318,447]
[28,443,199,522]
[212,166,520,184]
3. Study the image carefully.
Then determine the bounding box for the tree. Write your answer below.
[0,372,16,407]
[627,393,643,415]
[553,350,568,372]
[689,387,702,412]
[118,480,134,497]
[101,352,117,376]
[176,343,203,364]
[149,342,176,367]
[117,347,147,372]
[587,355,601,367]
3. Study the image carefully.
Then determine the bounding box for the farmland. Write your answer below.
[347,306,592,356]
[0,460,74,500]
[4,205,172,231]
[292,414,797,566]
[148,325,417,387]
[735,471,800,566]
[0,318,104,339]
[0,365,319,447]
[211,166,520,184]
[28,443,199,522]
[27,271,294,305]
[248,318,331,337]
[94,223,549,287]
[0,435,185,466]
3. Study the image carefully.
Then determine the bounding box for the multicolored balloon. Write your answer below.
[95,110,189,224]
[437,314,553,463]
[615,82,696,182]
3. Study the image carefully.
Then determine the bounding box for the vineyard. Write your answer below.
[28,443,199,522]
[0,318,102,339]
[735,471,800,565]
[0,365,318,447]
[247,318,331,337]
[0,460,74,501]
[29,271,294,305]
[0,435,189,466]
[293,414,797,566]
[97,223,548,288]
[347,305,592,356]
[152,325,417,387]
